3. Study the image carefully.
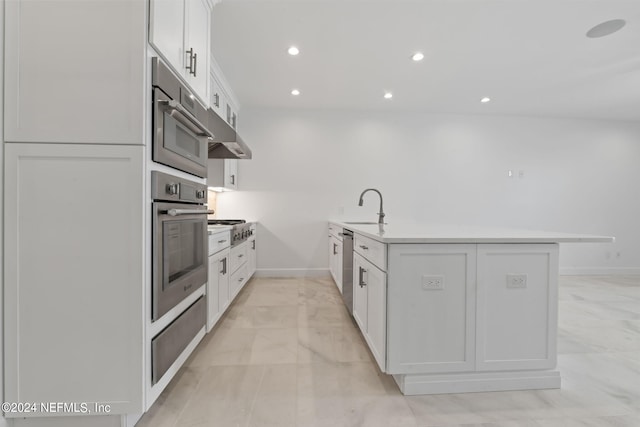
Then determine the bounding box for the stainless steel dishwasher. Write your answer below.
[341,229,354,315]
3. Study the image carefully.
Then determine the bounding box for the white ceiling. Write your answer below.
[211,0,640,121]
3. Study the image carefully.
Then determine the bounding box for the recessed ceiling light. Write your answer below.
[586,19,626,38]
[480,97,491,103]
[411,52,425,62]
[384,92,393,99]
[291,89,300,96]
[287,46,300,56]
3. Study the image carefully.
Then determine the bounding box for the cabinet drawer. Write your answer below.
[328,223,343,240]
[229,242,248,274]
[151,296,206,384]
[354,234,386,271]
[208,230,231,255]
[230,264,248,299]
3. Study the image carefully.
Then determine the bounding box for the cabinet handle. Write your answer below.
[220,258,227,275]
[238,254,244,258]
[193,52,197,77]
[239,277,244,283]
[232,113,237,129]
[186,48,194,74]
[359,245,369,250]
[231,174,235,185]
[358,267,367,288]
[333,243,337,255]
[227,104,232,122]
[214,93,220,108]
[218,239,227,243]
[252,240,256,250]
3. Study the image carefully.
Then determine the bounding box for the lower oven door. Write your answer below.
[153,202,208,321]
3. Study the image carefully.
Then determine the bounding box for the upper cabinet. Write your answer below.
[210,56,240,129]
[150,0,212,105]
[3,0,146,144]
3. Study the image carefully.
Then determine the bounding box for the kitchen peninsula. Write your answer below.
[329,221,613,395]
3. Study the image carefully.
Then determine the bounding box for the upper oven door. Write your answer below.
[153,88,209,178]
[152,202,208,321]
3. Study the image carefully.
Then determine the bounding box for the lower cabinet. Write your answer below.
[347,231,560,395]
[247,225,257,278]
[230,264,248,299]
[386,244,477,374]
[328,224,343,293]
[207,247,230,332]
[3,143,144,415]
[353,252,386,371]
[385,243,558,376]
[475,244,559,371]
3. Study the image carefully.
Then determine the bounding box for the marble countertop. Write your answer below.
[329,220,614,244]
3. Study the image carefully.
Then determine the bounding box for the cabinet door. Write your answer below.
[149,0,186,74]
[210,77,225,118]
[4,143,144,416]
[365,259,386,372]
[353,253,369,334]
[248,237,257,278]
[4,0,145,144]
[207,253,221,332]
[329,235,337,285]
[224,159,239,190]
[329,236,343,293]
[184,0,210,103]
[476,244,559,371]
[386,244,476,375]
[218,254,231,314]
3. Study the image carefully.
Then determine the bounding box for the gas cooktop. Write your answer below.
[208,219,246,225]
[208,220,252,246]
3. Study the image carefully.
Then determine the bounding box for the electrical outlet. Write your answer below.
[422,275,444,290]
[507,274,527,289]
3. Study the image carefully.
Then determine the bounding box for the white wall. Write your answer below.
[216,108,640,275]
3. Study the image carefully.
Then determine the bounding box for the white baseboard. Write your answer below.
[254,268,330,278]
[393,370,561,395]
[560,267,640,275]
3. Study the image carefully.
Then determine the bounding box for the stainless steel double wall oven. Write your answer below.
[150,57,216,384]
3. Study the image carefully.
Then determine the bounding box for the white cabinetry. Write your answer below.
[4,0,145,144]
[386,242,559,395]
[247,224,257,278]
[353,242,387,372]
[229,242,249,299]
[207,158,238,191]
[150,0,211,104]
[207,230,230,332]
[328,224,343,293]
[386,244,476,374]
[210,50,240,129]
[475,244,558,371]
[3,143,144,416]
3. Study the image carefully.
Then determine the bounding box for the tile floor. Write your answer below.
[137,275,640,427]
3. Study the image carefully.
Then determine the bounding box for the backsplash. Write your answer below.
[207,189,217,219]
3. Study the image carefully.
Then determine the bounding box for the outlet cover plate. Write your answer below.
[507,274,527,289]
[422,275,444,290]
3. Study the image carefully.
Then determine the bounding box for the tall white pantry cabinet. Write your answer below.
[3,0,163,425]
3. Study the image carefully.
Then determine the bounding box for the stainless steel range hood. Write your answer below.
[207,109,252,159]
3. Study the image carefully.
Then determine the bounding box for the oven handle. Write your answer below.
[166,209,215,216]
[160,99,214,139]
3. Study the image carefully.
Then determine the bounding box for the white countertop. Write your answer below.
[330,220,614,244]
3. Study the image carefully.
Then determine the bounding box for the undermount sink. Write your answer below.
[344,221,388,225]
